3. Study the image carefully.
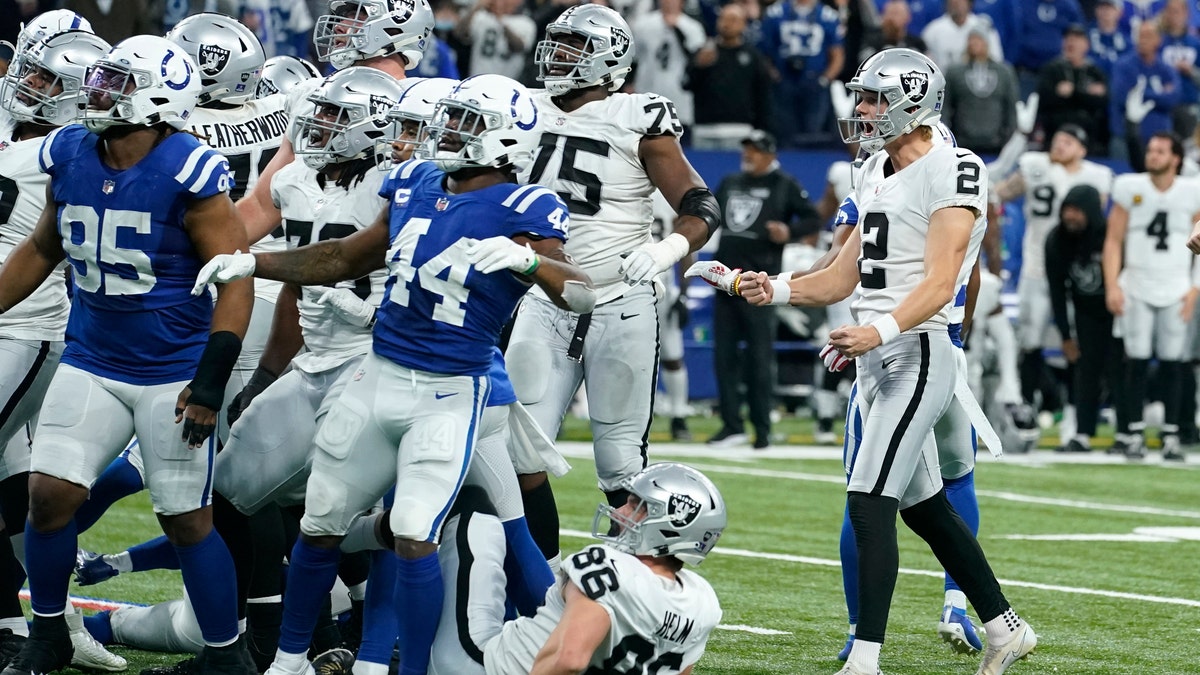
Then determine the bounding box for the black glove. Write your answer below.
[670,295,690,327]
[227,365,279,427]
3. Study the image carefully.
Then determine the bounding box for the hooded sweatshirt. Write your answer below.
[1045,183,1108,341]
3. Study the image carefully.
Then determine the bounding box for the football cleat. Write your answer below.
[706,428,747,447]
[938,605,984,655]
[1162,434,1186,462]
[834,663,882,675]
[1107,435,1131,455]
[75,549,120,586]
[975,621,1036,675]
[1,616,72,675]
[670,417,692,442]
[1124,435,1146,461]
[0,629,26,670]
[65,606,126,671]
[311,649,354,675]
[836,634,855,661]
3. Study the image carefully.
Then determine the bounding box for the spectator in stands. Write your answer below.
[1015,0,1085,94]
[455,0,535,79]
[1159,0,1200,137]
[1088,0,1131,79]
[688,3,774,149]
[885,0,941,35]
[239,0,314,58]
[731,0,764,45]
[1038,23,1109,154]
[838,0,881,81]
[974,0,1021,55]
[632,0,707,132]
[760,0,844,146]
[708,130,819,449]
[1046,184,1124,453]
[944,26,1019,153]
[1111,21,1181,150]
[921,0,1004,70]
[62,0,159,43]
[858,0,927,66]
[413,31,462,78]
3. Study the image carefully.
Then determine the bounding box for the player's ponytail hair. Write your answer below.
[317,156,376,191]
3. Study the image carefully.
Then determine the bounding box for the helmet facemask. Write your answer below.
[376,110,426,168]
[79,62,142,132]
[315,0,428,71]
[534,6,632,96]
[295,100,368,170]
[421,99,504,172]
[1,60,72,125]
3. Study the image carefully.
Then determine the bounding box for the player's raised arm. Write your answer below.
[529,582,613,674]
[0,184,65,313]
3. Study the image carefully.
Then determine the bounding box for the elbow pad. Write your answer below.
[561,280,596,314]
[679,187,721,237]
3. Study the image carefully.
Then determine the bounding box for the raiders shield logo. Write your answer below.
[668,493,701,528]
[725,194,762,233]
[901,70,929,103]
[198,44,230,76]
[369,94,395,117]
[610,27,631,58]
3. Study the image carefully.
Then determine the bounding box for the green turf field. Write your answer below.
[72,415,1200,674]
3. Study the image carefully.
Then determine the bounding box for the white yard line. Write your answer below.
[716,624,792,635]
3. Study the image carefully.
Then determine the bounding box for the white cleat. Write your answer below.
[975,622,1036,675]
[64,606,127,671]
[835,664,883,675]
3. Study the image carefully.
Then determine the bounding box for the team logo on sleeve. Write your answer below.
[1133,194,1143,205]
[199,44,231,75]
[668,494,701,527]
[901,70,929,103]
[725,194,762,233]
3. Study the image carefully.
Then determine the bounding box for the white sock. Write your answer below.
[983,608,1023,644]
[846,638,881,670]
[0,617,27,637]
[352,661,389,675]
[238,617,247,634]
[987,314,1022,404]
[273,649,308,673]
[944,589,967,611]
[847,622,856,636]
[547,553,562,574]
[662,368,689,418]
[347,581,367,602]
[109,551,133,573]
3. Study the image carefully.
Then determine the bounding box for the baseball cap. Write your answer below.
[1063,22,1088,37]
[742,129,777,153]
[1056,123,1089,146]
[1096,0,1121,8]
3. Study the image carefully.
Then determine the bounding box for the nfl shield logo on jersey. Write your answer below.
[199,44,230,75]
[436,197,450,211]
[901,70,928,103]
[102,180,116,195]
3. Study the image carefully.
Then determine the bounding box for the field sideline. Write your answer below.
[66,425,1200,675]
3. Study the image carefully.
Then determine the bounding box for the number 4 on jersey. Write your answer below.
[386,217,473,326]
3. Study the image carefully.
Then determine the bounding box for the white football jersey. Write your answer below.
[631,12,707,126]
[1112,172,1200,307]
[271,161,389,372]
[522,91,684,304]
[483,545,721,674]
[0,127,69,341]
[1017,153,1113,280]
[851,145,988,332]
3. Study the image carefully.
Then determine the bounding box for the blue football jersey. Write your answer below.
[39,124,235,385]
[487,347,517,407]
[374,160,569,376]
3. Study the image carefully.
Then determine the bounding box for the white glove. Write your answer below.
[619,233,690,285]
[820,343,851,373]
[683,259,741,295]
[1015,92,1039,135]
[191,250,256,295]
[306,286,376,328]
[464,236,538,275]
[1126,76,1155,124]
[829,80,854,121]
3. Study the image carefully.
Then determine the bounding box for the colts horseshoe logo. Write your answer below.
[162,48,192,91]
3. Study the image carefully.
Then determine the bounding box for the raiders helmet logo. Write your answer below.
[901,70,929,103]
[198,44,230,76]
[668,494,701,528]
[610,27,631,57]
[369,94,396,117]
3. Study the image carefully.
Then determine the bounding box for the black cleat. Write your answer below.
[339,600,363,655]
[198,642,256,675]
[0,629,28,670]
[669,418,691,441]
[312,649,354,675]
[1,616,72,675]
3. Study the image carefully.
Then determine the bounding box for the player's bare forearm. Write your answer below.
[803,223,855,275]
[257,213,389,286]
[520,237,594,311]
[673,214,712,252]
[993,172,1025,203]
[530,583,610,674]
[983,203,1004,275]
[211,277,254,339]
[0,188,65,312]
[782,226,860,305]
[259,283,304,375]
[641,135,715,250]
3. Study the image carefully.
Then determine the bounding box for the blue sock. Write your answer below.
[75,456,144,534]
[175,529,238,645]
[129,535,180,572]
[943,472,980,593]
[356,550,398,667]
[393,551,443,675]
[278,539,341,654]
[25,519,77,616]
[84,611,113,644]
[501,517,554,617]
[839,501,859,625]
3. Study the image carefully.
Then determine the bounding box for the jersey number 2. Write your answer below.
[858,212,889,290]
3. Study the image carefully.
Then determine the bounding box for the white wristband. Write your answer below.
[871,314,901,344]
[769,279,792,305]
[660,232,691,265]
[777,271,793,282]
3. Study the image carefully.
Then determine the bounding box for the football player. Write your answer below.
[192,74,595,675]
[254,55,321,100]
[428,462,723,675]
[733,49,1036,675]
[505,4,721,567]
[0,34,255,675]
[1103,132,1200,460]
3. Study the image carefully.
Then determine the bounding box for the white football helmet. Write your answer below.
[591,463,726,566]
[313,0,435,71]
[0,9,93,57]
[79,35,201,133]
[255,55,321,98]
[839,47,946,154]
[376,77,458,167]
[293,67,406,170]
[166,13,265,106]
[418,74,539,173]
[535,4,634,95]
[0,30,110,126]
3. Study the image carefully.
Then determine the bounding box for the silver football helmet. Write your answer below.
[293,67,405,170]
[376,77,458,167]
[166,13,265,106]
[591,462,726,566]
[839,48,945,154]
[418,74,539,173]
[535,4,634,95]
[255,55,321,98]
[0,9,93,57]
[79,35,201,133]
[0,30,110,126]
[313,0,435,71]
